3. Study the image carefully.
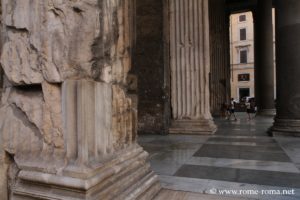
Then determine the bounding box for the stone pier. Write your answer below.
[0,0,160,199]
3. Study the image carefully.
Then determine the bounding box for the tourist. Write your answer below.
[250,99,257,118]
[228,98,237,121]
[245,100,252,120]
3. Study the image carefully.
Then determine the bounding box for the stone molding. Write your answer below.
[271,118,300,137]
[12,146,160,200]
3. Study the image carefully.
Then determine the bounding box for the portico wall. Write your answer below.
[133,0,170,134]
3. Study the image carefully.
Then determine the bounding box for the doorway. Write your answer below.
[239,88,250,101]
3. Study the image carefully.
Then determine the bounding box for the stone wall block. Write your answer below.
[112,85,134,150]
[1,0,105,85]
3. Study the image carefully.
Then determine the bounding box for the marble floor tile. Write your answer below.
[139,113,300,199]
[186,157,300,173]
[174,165,300,188]
[155,189,255,200]
[159,175,300,200]
[208,137,276,144]
[148,159,183,176]
[193,144,291,162]
[201,144,282,152]
[139,134,209,144]
[210,135,270,139]
[205,141,278,147]
[275,137,300,170]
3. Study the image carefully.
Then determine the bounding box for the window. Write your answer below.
[240,50,247,63]
[240,28,246,40]
[238,74,250,81]
[239,15,246,22]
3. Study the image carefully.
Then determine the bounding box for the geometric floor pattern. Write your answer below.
[139,113,300,200]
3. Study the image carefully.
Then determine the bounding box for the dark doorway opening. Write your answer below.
[239,88,250,101]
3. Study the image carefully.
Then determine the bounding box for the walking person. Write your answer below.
[250,99,257,118]
[228,98,237,121]
[245,100,252,120]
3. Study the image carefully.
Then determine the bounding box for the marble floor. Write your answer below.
[139,113,300,200]
[154,189,255,200]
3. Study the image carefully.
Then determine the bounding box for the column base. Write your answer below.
[11,145,161,200]
[257,109,276,116]
[270,118,300,137]
[169,119,217,135]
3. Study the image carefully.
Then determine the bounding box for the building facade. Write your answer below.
[230,11,275,102]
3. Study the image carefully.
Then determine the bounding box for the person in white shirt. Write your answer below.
[228,98,237,121]
[245,100,252,120]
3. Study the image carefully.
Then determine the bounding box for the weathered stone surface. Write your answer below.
[41,82,64,148]
[13,146,160,200]
[112,85,134,150]
[0,0,161,199]
[0,103,43,163]
[1,0,133,85]
[0,0,102,85]
[1,34,44,85]
[5,79,159,200]
[0,85,65,173]
[7,85,63,149]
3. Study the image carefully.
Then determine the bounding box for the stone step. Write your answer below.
[119,171,160,200]
[169,120,217,134]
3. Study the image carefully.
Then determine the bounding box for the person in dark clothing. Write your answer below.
[227,98,237,121]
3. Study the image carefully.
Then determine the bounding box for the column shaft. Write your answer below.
[169,0,216,134]
[272,0,300,136]
[209,0,231,117]
[254,0,275,116]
